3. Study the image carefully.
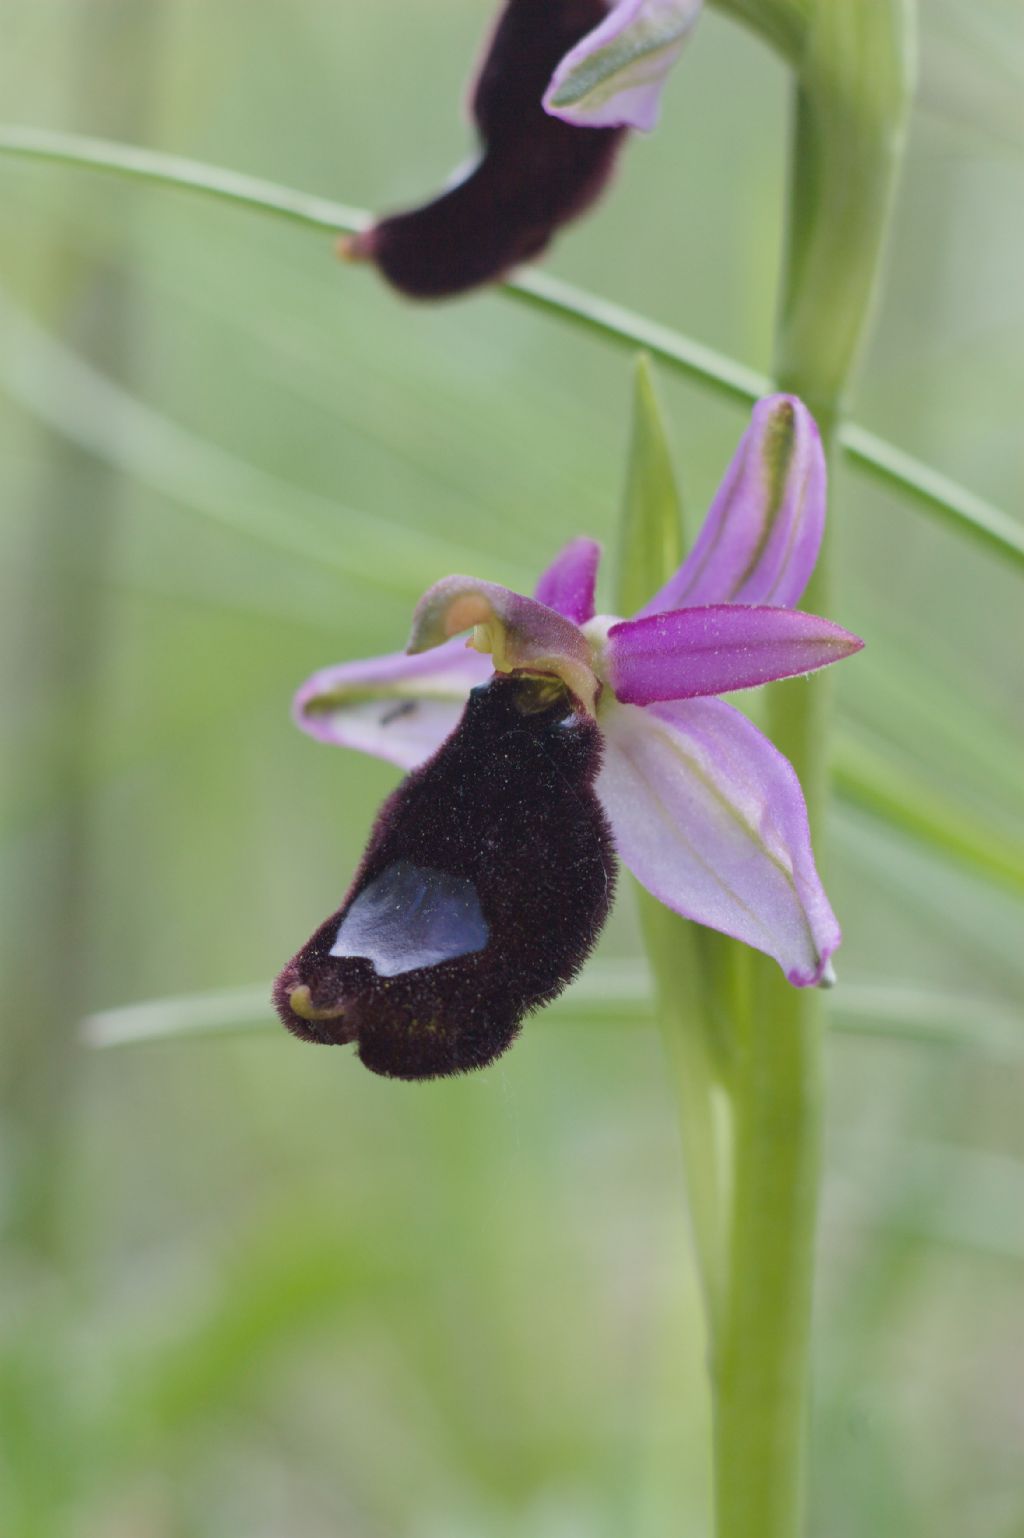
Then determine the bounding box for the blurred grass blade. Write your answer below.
[510,275,1024,574]
[0,121,365,234]
[0,285,495,595]
[841,422,1024,569]
[836,807,1024,993]
[834,985,1023,1057]
[841,1137,1024,1264]
[84,967,1023,1060]
[919,0,1024,151]
[82,962,662,1048]
[102,1214,397,1456]
[83,985,276,1047]
[844,614,1024,815]
[0,125,1020,573]
[617,355,685,616]
[834,730,1024,898]
[515,266,768,406]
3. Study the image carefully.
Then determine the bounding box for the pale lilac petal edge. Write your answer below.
[543,0,702,133]
[638,395,827,615]
[293,637,490,769]
[595,697,840,986]
[533,537,602,624]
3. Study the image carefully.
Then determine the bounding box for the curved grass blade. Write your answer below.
[83,966,1022,1059]
[834,731,1024,899]
[1,125,1020,572]
[0,285,501,595]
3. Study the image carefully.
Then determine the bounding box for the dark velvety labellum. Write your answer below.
[274,673,615,1080]
[365,0,625,298]
[330,860,490,976]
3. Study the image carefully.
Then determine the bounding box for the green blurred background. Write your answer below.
[1,2,1022,1534]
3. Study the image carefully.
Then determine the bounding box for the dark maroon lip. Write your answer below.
[271,968,357,1047]
[273,673,616,1081]
[349,0,627,299]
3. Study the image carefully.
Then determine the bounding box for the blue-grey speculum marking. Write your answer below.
[330,860,489,977]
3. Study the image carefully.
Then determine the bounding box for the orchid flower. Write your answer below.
[342,0,627,299]
[274,396,862,1079]
[343,2,705,298]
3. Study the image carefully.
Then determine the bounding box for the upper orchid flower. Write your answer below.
[544,0,704,131]
[341,0,701,298]
[341,0,703,298]
[275,396,862,1079]
[342,0,625,299]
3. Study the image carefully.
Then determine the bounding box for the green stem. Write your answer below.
[713,968,821,1538]
[639,897,731,1337]
[710,0,810,62]
[0,125,1018,572]
[711,6,914,1537]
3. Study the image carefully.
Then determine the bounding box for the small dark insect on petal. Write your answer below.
[274,672,616,1080]
[379,700,418,727]
[343,0,626,299]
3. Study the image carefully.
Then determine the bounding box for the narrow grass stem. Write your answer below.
[0,125,1018,572]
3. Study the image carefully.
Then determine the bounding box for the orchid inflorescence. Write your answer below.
[342,0,704,296]
[274,396,863,1079]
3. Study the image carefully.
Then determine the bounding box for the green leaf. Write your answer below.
[616,355,684,617]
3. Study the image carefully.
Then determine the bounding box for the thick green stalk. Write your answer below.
[638,898,731,1336]
[775,1,916,424]
[710,0,809,62]
[712,6,914,1538]
[712,953,822,1538]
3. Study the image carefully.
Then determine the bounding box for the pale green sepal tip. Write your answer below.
[550,19,695,112]
[616,354,685,613]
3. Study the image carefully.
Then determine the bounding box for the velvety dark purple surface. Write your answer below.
[274,673,615,1079]
[365,0,626,298]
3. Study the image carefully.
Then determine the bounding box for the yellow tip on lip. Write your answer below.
[289,984,347,1022]
[336,232,370,264]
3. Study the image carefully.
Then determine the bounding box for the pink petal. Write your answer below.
[596,698,840,985]
[544,0,703,132]
[639,395,826,614]
[607,604,863,705]
[533,537,602,623]
[293,638,491,771]
[408,575,597,709]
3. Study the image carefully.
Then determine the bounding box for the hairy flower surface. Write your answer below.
[342,0,626,298]
[277,396,862,1078]
[343,1,706,297]
[276,672,614,1079]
